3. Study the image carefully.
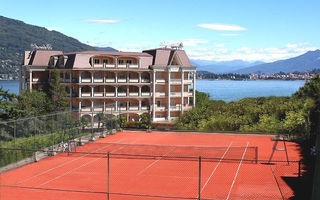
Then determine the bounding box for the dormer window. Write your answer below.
[94,59,100,64]
[103,59,109,64]
[58,56,64,66]
[126,60,132,64]
[119,60,124,64]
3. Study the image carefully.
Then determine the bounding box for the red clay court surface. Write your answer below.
[0,131,302,200]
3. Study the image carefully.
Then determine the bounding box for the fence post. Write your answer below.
[255,146,258,164]
[13,121,17,162]
[107,152,110,200]
[198,156,201,200]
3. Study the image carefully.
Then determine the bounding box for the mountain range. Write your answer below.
[1,15,320,77]
[0,15,116,76]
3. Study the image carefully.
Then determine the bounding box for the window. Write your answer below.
[119,73,126,79]
[157,115,161,118]
[126,60,132,64]
[94,59,100,64]
[118,60,124,64]
[157,101,161,107]
[103,59,109,64]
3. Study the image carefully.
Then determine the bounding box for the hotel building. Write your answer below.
[20,48,196,124]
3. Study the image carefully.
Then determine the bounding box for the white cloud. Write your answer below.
[186,43,318,62]
[197,23,246,31]
[85,19,121,24]
[215,43,225,47]
[46,27,61,31]
[221,33,241,37]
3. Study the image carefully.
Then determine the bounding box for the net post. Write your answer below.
[107,152,110,200]
[255,146,258,164]
[198,156,201,200]
[298,160,301,178]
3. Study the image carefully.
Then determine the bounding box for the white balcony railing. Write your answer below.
[105,64,116,68]
[129,79,139,83]
[93,107,103,112]
[118,79,127,83]
[93,92,104,97]
[141,79,150,83]
[118,64,127,68]
[119,107,127,111]
[129,106,139,111]
[81,107,91,112]
[105,92,116,97]
[105,78,115,83]
[93,78,104,83]
[128,64,138,68]
[156,79,166,83]
[155,106,166,111]
[171,79,181,84]
[141,92,151,96]
[170,92,181,97]
[184,92,193,97]
[81,92,91,97]
[141,106,149,111]
[32,78,40,82]
[155,92,166,97]
[129,92,139,96]
[170,106,181,111]
[93,64,103,68]
[184,79,192,84]
[153,117,166,122]
[118,92,127,97]
[81,78,91,83]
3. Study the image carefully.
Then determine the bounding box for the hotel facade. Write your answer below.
[20,48,196,124]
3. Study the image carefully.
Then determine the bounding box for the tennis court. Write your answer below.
[0,131,302,200]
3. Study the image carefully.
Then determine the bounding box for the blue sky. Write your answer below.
[1,0,319,62]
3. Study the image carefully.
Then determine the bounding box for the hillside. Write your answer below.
[0,16,115,78]
[233,49,320,74]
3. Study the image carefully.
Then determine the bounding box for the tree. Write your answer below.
[139,114,151,129]
[47,69,69,112]
[95,113,105,129]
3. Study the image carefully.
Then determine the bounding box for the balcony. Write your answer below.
[81,78,91,83]
[93,78,103,83]
[170,117,179,121]
[156,79,166,83]
[118,79,127,83]
[141,106,150,111]
[184,92,193,97]
[153,117,167,122]
[118,92,127,97]
[105,92,116,97]
[93,92,104,97]
[93,64,103,68]
[155,92,166,97]
[141,79,150,83]
[155,106,167,111]
[81,92,91,97]
[93,107,103,112]
[170,92,181,97]
[128,64,139,68]
[105,107,116,112]
[170,106,181,111]
[184,105,193,111]
[118,64,127,68]
[81,107,91,112]
[105,64,116,68]
[105,78,115,83]
[129,92,139,97]
[119,107,127,111]
[141,92,151,96]
[171,79,181,84]
[184,79,192,84]
[129,106,139,111]
[129,79,139,83]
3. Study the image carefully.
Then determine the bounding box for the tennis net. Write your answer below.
[68,142,258,163]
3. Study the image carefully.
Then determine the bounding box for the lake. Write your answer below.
[196,80,306,101]
[0,80,306,102]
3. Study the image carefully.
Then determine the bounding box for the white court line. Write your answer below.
[225,142,249,200]
[15,138,127,185]
[37,138,142,187]
[136,147,177,176]
[200,142,233,193]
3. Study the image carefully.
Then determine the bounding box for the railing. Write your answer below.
[184,92,193,97]
[80,107,91,112]
[93,78,104,83]
[105,92,116,97]
[141,92,151,96]
[153,117,167,122]
[105,78,116,83]
[129,106,139,111]
[170,92,181,97]
[155,106,167,111]
[118,79,127,83]
[81,78,91,83]
[129,92,139,96]
[141,79,150,83]
[170,106,181,111]
[93,107,103,112]
[156,79,166,83]
[155,92,166,97]
[118,64,127,68]
[93,64,103,68]
[93,92,104,97]
[129,79,139,83]
[128,64,139,68]
[81,92,91,97]
[141,106,149,111]
[105,64,116,68]
[184,79,192,84]
[118,92,127,97]
[171,79,181,84]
